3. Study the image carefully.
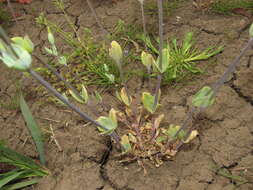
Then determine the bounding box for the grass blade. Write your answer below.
[0,145,48,176]
[19,93,45,165]
[1,178,40,190]
[0,171,24,188]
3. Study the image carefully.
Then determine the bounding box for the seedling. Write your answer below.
[140,32,223,83]
[0,144,49,190]
[36,12,118,87]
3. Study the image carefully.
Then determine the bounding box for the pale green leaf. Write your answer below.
[19,93,45,165]
[109,41,123,65]
[142,92,157,113]
[192,86,215,108]
[120,135,131,152]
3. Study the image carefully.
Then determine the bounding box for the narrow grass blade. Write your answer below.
[1,178,40,190]
[0,171,24,188]
[0,145,48,176]
[19,93,45,165]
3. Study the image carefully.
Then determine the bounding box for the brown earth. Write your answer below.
[0,0,252,190]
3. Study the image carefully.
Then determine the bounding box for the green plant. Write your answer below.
[35,11,119,87]
[1,0,253,173]
[0,144,49,190]
[19,92,46,165]
[214,166,252,188]
[140,32,223,83]
[211,0,253,15]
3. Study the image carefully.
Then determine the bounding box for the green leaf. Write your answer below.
[120,88,131,106]
[182,32,194,54]
[164,125,186,140]
[44,47,53,55]
[0,171,24,188]
[155,48,170,73]
[105,73,115,83]
[0,44,32,71]
[120,135,131,152]
[57,56,67,65]
[109,108,117,124]
[141,51,154,70]
[11,35,34,53]
[19,93,45,165]
[96,114,117,135]
[0,145,49,176]
[94,91,102,103]
[47,27,55,45]
[142,92,157,113]
[192,86,215,108]
[109,41,123,65]
[249,23,253,37]
[140,34,159,54]
[1,178,40,190]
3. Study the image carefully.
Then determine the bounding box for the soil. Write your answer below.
[0,0,253,190]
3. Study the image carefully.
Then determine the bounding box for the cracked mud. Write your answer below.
[0,0,252,190]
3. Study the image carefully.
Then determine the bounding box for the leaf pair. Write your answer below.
[96,109,118,135]
[44,27,67,65]
[116,88,132,106]
[69,85,89,104]
[0,33,33,71]
[141,48,169,74]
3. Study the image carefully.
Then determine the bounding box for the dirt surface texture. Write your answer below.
[0,0,252,190]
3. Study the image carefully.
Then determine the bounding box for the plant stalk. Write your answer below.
[28,69,121,145]
[140,2,147,41]
[166,37,253,151]
[86,0,109,35]
[153,0,164,109]
[211,37,253,95]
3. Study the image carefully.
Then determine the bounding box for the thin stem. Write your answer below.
[34,54,101,117]
[211,37,253,95]
[153,74,162,108]
[28,69,121,145]
[157,0,164,69]
[165,37,253,152]
[140,2,147,41]
[153,0,164,109]
[34,55,84,102]
[86,0,109,35]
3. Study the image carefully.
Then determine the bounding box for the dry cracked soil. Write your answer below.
[0,0,252,190]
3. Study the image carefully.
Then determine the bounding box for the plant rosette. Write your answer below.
[102,88,199,167]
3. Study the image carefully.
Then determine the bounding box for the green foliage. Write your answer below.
[211,0,253,15]
[19,93,46,165]
[192,86,215,108]
[0,145,49,190]
[140,32,223,83]
[249,23,253,37]
[142,92,158,113]
[36,13,119,87]
[96,109,118,135]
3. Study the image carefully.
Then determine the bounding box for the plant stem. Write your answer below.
[166,37,253,152]
[140,2,147,41]
[34,55,84,102]
[28,69,121,146]
[153,0,164,109]
[86,0,109,35]
[157,0,164,69]
[211,37,253,95]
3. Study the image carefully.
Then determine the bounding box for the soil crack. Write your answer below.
[227,74,253,106]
